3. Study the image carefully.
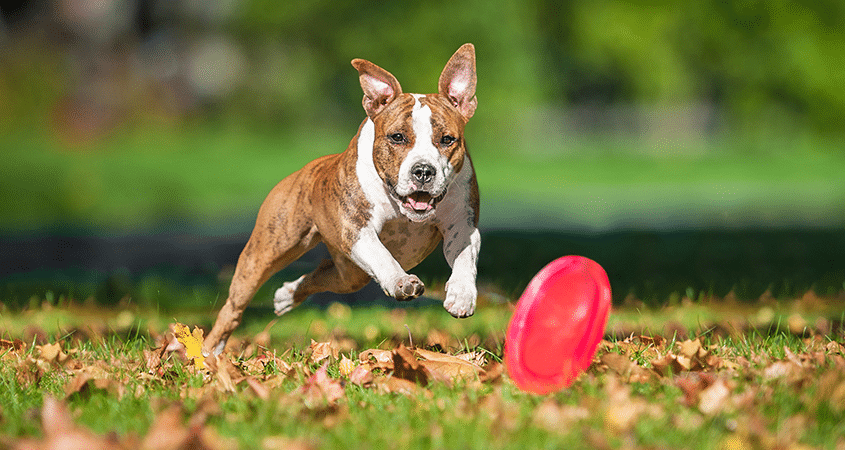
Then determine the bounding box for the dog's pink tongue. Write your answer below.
[406,197,433,212]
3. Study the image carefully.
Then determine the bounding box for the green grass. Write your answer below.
[3,126,844,231]
[1,298,844,449]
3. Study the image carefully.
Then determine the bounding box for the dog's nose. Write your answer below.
[412,163,436,185]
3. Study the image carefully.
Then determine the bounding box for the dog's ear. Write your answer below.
[352,59,403,118]
[439,43,477,119]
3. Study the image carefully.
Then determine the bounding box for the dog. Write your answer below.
[203,44,480,356]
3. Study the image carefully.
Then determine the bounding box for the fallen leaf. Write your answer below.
[533,399,590,434]
[18,397,124,450]
[601,353,632,375]
[300,362,344,406]
[376,376,428,396]
[338,355,356,377]
[698,378,731,415]
[140,405,190,450]
[638,335,666,348]
[392,345,428,385]
[479,362,504,383]
[38,342,68,364]
[140,404,232,450]
[64,364,115,398]
[359,348,394,371]
[307,340,339,364]
[261,436,317,450]
[413,348,485,385]
[173,323,206,369]
[0,338,25,353]
[142,344,166,372]
[213,355,241,393]
[246,377,270,400]
[348,366,374,387]
[763,361,800,380]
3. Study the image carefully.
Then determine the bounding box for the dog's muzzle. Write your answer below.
[389,186,447,222]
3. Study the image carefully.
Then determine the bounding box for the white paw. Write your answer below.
[274,275,304,316]
[202,338,227,357]
[443,280,476,318]
[393,274,425,300]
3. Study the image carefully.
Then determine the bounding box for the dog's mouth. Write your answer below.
[390,188,447,221]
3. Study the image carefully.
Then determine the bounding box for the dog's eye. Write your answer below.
[440,135,456,146]
[388,133,406,144]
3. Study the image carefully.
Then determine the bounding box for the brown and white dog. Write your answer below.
[203,44,480,356]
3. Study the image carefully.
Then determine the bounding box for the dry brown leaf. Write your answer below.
[359,348,394,367]
[425,330,459,350]
[142,344,166,372]
[0,338,25,353]
[479,362,504,384]
[414,348,465,364]
[454,351,488,367]
[246,377,270,400]
[261,436,317,450]
[300,362,344,406]
[679,339,703,359]
[212,355,243,393]
[64,371,115,398]
[533,399,590,434]
[348,365,374,387]
[140,405,189,450]
[675,372,716,406]
[601,353,632,375]
[376,376,429,396]
[307,340,339,364]
[638,335,666,348]
[392,345,428,385]
[698,378,731,415]
[420,360,482,385]
[601,352,652,382]
[38,342,68,365]
[412,347,485,385]
[140,404,233,450]
[17,396,124,450]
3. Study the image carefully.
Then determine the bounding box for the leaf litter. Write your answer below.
[1,307,844,449]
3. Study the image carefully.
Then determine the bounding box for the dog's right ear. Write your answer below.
[352,59,403,118]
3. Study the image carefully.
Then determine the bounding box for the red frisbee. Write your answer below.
[505,255,611,394]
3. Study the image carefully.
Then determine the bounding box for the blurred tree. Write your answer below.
[1,0,843,140]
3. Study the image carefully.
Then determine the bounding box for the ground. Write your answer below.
[1,290,844,450]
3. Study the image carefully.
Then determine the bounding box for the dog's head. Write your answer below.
[352,44,477,222]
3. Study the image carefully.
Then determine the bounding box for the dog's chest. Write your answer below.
[378,219,441,270]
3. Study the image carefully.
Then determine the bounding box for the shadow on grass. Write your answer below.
[1,227,844,310]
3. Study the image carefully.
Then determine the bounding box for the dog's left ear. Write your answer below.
[439,43,477,120]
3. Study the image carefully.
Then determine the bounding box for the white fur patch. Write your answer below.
[352,119,410,294]
[356,119,400,224]
[394,96,452,197]
[274,274,305,315]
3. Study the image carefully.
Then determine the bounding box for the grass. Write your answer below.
[3,125,845,232]
[1,293,844,449]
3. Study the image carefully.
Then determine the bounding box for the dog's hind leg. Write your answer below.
[275,249,372,312]
[203,227,318,356]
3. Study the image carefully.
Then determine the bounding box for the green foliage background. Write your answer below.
[3,0,844,137]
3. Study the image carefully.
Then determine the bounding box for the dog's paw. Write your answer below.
[202,333,228,357]
[394,274,425,300]
[443,280,476,318]
[274,275,304,316]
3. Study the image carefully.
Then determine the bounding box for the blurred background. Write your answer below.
[2,0,844,309]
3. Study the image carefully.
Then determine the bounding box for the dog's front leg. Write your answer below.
[350,227,425,299]
[441,225,481,317]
